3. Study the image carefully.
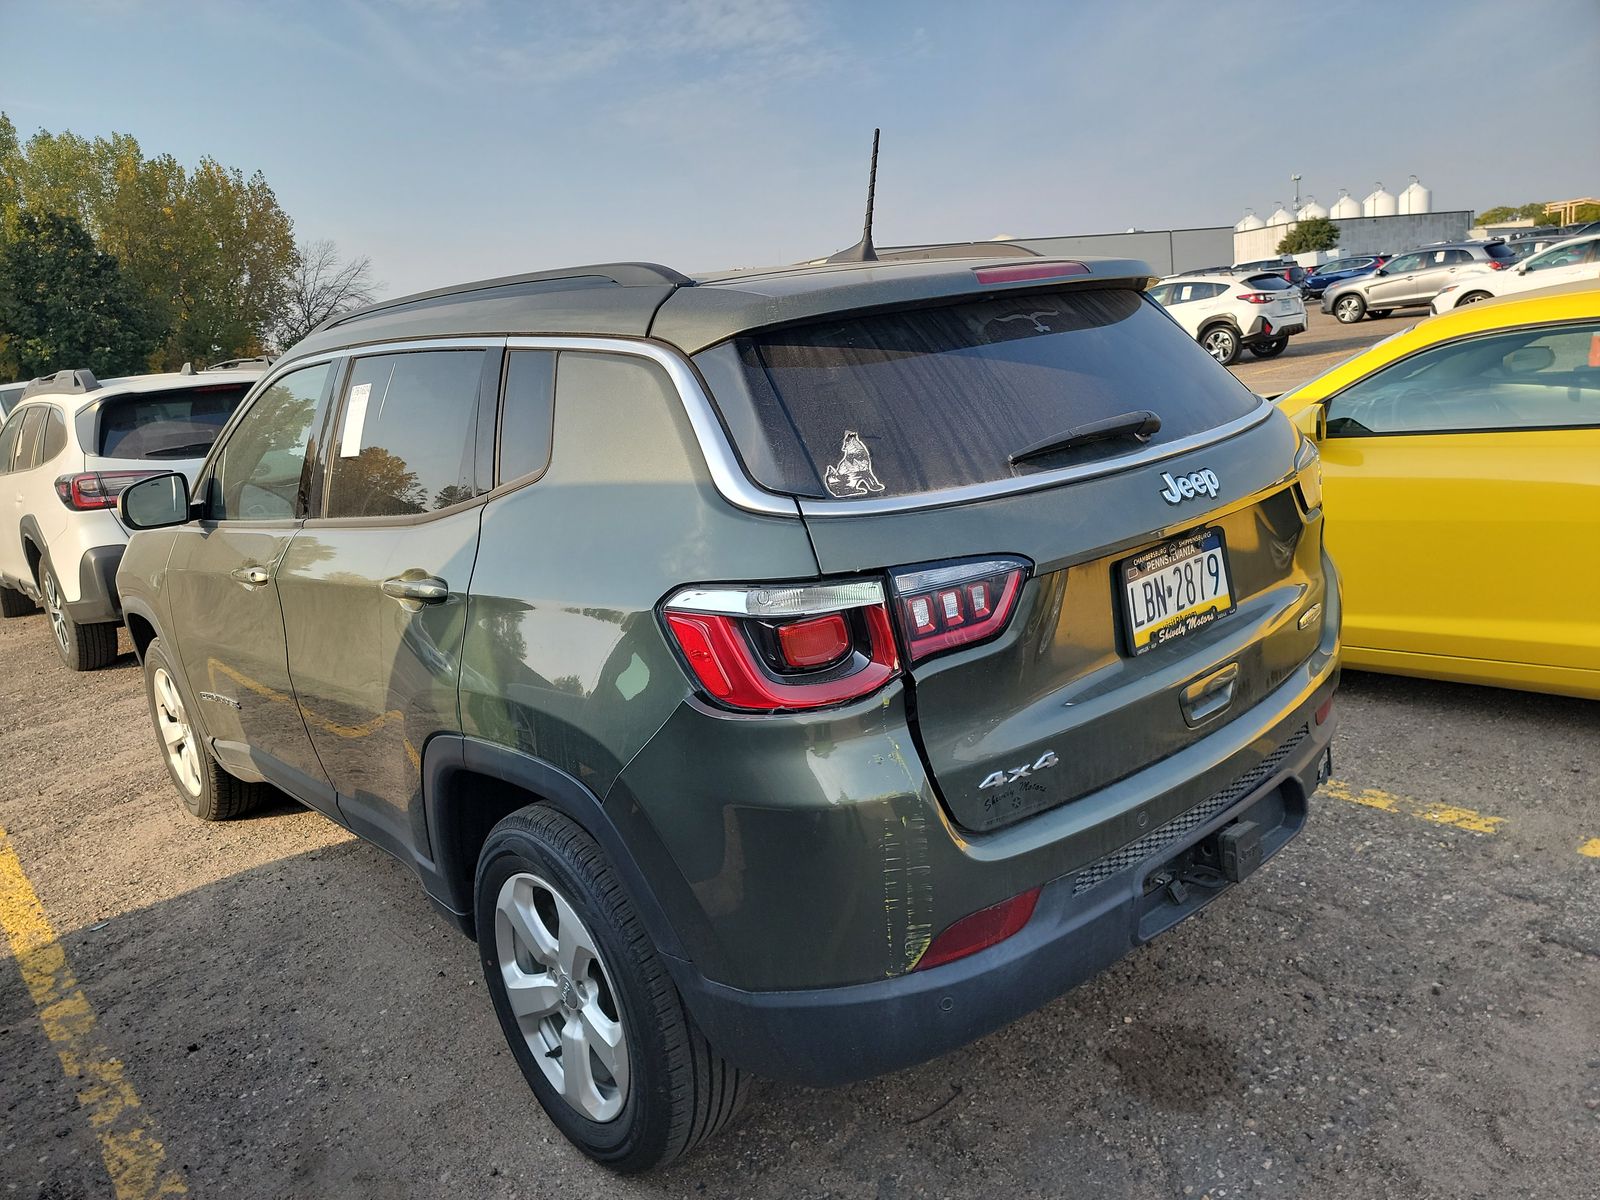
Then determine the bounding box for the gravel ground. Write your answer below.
[2,383,1597,1198]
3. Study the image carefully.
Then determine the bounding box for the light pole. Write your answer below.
[1291,174,1302,209]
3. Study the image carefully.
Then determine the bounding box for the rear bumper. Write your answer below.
[1242,315,1305,344]
[64,545,124,623]
[674,671,1338,1086]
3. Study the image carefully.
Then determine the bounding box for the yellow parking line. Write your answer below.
[1322,779,1506,835]
[1579,838,1600,859]
[0,826,187,1199]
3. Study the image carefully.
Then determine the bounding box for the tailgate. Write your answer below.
[803,414,1328,832]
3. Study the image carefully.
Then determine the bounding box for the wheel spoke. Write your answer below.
[502,965,561,1019]
[505,894,558,967]
[554,893,596,979]
[160,718,186,748]
[560,1017,606,1116]
[580,998,627,1087]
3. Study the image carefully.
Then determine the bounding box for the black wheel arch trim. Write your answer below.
[421,733,692,962]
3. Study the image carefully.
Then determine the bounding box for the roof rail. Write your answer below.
[318,262,694,334]
[21,368,101,400]
[205,356,274,371]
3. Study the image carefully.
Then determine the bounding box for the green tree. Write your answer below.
[0,211,162,379]
[0,114,300,369]
[1476,201,1553,225]
[1277,216,1339,255]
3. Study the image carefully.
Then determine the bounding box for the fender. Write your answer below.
[421,733,694,963]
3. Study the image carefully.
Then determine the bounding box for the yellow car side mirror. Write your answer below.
[1290,402,1327,442]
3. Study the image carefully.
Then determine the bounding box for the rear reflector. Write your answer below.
[1315,696,1333,725]
[889,556,1029,663]
[973,262,1090,286]
[914,887,1041,971]
[777,613,851,669]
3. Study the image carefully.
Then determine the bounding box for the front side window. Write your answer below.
[1326,321,1600,436]
[1385,253,1424,274]
[209,363,331,521]
[325,350,486,518]
[1525,238,1598,272]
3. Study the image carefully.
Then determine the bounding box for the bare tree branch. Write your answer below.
[274,239,381,349]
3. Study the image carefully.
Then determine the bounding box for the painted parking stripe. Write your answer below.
[1322,779,1506,835]
[0,826,187,1199]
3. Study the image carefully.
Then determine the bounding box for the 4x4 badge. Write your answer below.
[978,750,1059,790]
[1159,468,1220,505]
[823,431,886,497]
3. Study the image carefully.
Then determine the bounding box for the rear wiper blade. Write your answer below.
[1009,410,1161,465]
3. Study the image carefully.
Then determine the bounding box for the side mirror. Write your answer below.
[1290,402,1327,442]
[120,472,192,530]
[1372,267,1387,277]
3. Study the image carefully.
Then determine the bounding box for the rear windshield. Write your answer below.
[1240,273,1294,290]
[1484,242,1517,260]
[96,384,252,459]
[694,287,1262,500]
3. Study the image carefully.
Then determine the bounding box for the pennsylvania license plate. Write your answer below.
[1121,527,1236,654]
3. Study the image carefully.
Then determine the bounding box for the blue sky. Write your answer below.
[3,0,1597,297]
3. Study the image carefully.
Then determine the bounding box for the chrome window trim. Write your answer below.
[504,335,799,516]
[275,334,1274,520]
[797,401,1276,518]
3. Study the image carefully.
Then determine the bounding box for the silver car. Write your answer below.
[1322,241,1519,323]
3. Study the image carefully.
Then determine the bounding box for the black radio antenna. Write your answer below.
[826,128,881,263]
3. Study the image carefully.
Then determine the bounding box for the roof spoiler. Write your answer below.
[21,369,100,399]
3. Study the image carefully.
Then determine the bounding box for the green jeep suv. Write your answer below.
[116,256,1340,1171]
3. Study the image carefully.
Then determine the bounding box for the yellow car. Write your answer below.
[1276,280,1600,700]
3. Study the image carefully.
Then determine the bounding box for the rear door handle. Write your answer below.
[381,575,449,604]
[230,565,270,587]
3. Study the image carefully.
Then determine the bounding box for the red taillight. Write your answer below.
[973,261,1090,286]
[914,887,1041,971]
[54,471,159,511]
[889,557,1028,663]
[1315,696,1333,725]
[663,581,899,712]
[1487,260,1510,270]
[1236,292,1274,303]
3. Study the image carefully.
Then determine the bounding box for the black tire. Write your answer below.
[1370,308,1393,318]
[476,806,749,1173]
[0,585,35,617]
[1199,324,1241,366]
[142,636,268,821]
[1457,291,1491,306]
[1333,293,1367,324]
[39,557,117,671]
[1247,337,1289,359]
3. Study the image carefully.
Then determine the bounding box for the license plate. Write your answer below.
[1121,527,1235,654]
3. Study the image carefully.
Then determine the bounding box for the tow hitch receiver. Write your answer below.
[1216,819,1263,882]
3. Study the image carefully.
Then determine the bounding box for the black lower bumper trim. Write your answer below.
[65,544,124,624]
[672,704,1335,1087]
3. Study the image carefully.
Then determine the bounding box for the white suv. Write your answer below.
[0,363,265,669]
[1149,273,1307,365]
[1431,233,1600,312]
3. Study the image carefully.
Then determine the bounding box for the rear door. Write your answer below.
[696,286,1326,832]
[1318,319,1600,674]
[278,344,496,858]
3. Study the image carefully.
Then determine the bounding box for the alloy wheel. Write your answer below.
[1336,297,1362,322]
[495,872,630,1122]
[152,667,203,797]
[42,570,67,653]
[1203,329,1235,362]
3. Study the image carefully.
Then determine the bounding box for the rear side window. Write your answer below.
[696,288,1262,499]
[498,350,556,483]
[326,350,487,518]
[97,384,252,459]
[12,407,47,472]
[40,408,68,462]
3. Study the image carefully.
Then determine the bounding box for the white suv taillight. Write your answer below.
[888,557,1030,663]
[663,580,900,711]
[54,471,160,511]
